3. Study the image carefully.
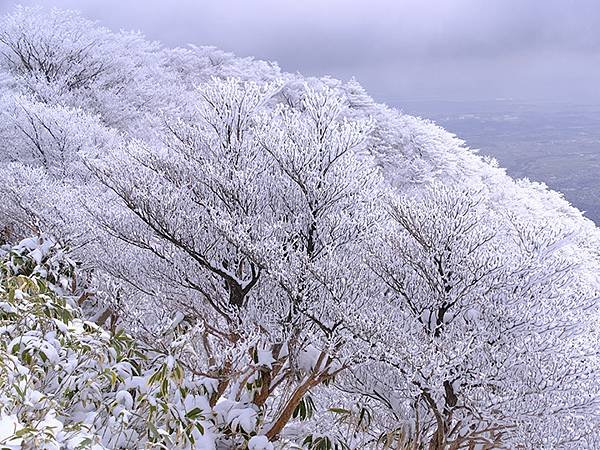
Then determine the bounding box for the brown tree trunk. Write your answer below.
[265,377,319,441]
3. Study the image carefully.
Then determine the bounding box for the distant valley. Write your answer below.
[400,100,600,224]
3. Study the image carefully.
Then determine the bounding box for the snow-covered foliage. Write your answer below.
[0,240,227,449]
[0,6,599,449]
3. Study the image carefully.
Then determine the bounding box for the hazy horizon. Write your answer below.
[1,0,599,105]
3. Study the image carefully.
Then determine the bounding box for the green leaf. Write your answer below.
[185,407,203,420]
[75,438,93,450]
[328,407,351,415]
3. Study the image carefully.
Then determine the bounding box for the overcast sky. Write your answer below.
[1,0,599,105]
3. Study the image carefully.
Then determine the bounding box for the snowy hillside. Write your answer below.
[0,6,599,450]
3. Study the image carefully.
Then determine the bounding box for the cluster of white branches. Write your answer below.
[0,6,598,450]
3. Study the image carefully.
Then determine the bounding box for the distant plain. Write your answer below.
[401,101,600,224]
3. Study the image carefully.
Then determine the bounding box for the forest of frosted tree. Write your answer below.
[0,6,598,450]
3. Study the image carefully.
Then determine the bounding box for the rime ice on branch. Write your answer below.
[0,6,599,450]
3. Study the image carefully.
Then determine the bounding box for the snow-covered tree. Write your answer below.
[358,184,600,448]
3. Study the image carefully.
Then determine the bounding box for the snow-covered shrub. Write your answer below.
[0,244,215,449]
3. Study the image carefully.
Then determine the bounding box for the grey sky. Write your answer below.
[1,0,599,104]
